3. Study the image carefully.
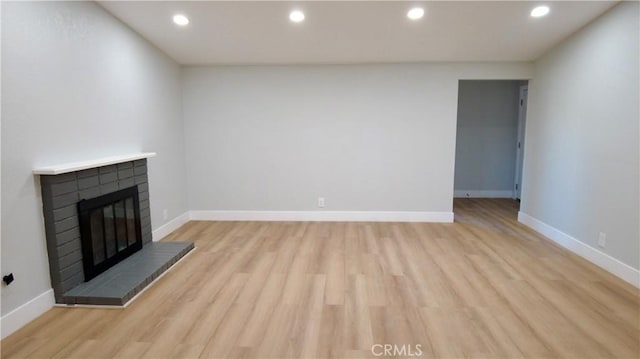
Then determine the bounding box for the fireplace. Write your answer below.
[77,186,143,281]
[35,154,194,306]
[35,156,154,303]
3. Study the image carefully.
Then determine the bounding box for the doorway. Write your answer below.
[453,80,529,212]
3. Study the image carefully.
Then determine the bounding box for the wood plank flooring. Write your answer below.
[2,199,638,358]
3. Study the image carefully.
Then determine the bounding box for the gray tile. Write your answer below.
[99,172,117,184]
[134,174,147,184]
[138,191,149,202]
[133,165,147,176]
[141,212,151,224]
[42,172,77,184]
[77,168,99,178]
[117,168,134,179]
[117,162,133,170]
[118,178,134,188]
[50,179,78,197]
[61,241,193,306]
[53,205,76,222]
[99,165,117,174]
[100,181,118,195]
[52,192,79,210]
[58,250,82,269]
[60,270,84,293]
[55,216,77,233]
[142,233,152,244]
[56,227,80,246]
[141,221,151,234]
[57,236,80,256]
[140,200,150,212]
[79,186,101,200]
[60,262,83,281]
[141,220,152,234]
[78,175,99,190]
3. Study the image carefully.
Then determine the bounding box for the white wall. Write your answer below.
[454,80,522,196]
[522,2,639,270]
[1,0,188,321]
[183,64,531,214]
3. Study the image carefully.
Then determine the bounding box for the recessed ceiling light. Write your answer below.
[289,10,305,23]
[173,14,190,26]
[407,7,425,20]
[530,6,550,18]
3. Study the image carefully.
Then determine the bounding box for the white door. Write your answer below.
[514,86,528,199]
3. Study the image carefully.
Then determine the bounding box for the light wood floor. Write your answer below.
[2,199,638,358]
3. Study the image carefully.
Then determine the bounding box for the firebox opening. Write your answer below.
[77,185,143,281]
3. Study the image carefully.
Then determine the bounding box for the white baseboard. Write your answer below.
[454,190,514,198]
[1,289,55,339]
[518,211,639,288]
[152,212,189,241]
[189,210,454,223]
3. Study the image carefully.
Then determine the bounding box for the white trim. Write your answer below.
[33,152,156,175]
[513,85,528,199]
[189,210,454,223]
[152,212,190,241]
[454,190,514,198]
[1,289,55,339]
[518,211,640,288]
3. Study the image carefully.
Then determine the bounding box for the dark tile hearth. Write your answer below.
[62,241,194,306]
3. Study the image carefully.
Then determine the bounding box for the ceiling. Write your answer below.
[99,1,618,65]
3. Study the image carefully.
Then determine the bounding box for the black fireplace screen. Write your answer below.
[77,186,143,281]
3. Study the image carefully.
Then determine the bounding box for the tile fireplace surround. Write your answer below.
[34,153,194,306]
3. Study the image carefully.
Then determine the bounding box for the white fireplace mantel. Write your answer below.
[33,152,156,175]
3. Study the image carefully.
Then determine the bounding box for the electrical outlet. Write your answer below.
[317,197,325,208]
[163,209,168,221]
[3,273,14,286]
[598,232,606,248]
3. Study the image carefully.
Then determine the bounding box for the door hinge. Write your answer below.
[518,142,521,149]
[515,184,519,190]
